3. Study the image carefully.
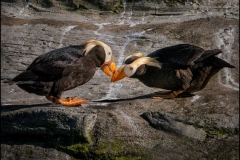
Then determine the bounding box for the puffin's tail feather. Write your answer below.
[12,71,38,82]
[216,58,235,68]
[8,81,36,85]
[196,49,235,68]
[208,56,235,68]
[196,49,222,62]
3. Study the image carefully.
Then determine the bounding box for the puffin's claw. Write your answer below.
[58,98,88,107]
[152,90,184,99]
[46,96,87,107]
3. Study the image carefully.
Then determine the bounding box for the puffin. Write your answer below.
[10,40,116,106]
[111,44,235,99]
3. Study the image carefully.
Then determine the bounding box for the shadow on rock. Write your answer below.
[92,92,194,102]
[92,93,153,102]
[1,103,54,112]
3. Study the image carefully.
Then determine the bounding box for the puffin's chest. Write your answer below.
[61,59,97,86]
[137,68,192,90]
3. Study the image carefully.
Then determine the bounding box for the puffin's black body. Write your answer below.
[13,45,96,96]
[10,40,116,106]
[137,44,234,93]
[112,44,235,98]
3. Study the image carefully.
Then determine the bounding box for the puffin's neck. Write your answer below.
[86,45,105,67]
[134,66,161,88]
[130,64,147,79]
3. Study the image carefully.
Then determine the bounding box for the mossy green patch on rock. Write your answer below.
[115,156,143,160]
[69,157,77,160]
[90,139,148,160]
[56,139,145,160]
[57,142,90,159]
[204,126,238,139]
[92,139,124,155]
[66,143,89,153]
[207,148,239,159]
[23,149,33,157]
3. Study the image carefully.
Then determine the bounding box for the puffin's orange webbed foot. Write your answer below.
[46,96,87,107]
[58,97,88,107]
[152,90,184,99]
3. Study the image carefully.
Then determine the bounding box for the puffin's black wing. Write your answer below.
[13,45,85,82]
[147,44,206,66]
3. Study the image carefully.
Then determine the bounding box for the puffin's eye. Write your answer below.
[108,52,111,55]
[130,67,133,71]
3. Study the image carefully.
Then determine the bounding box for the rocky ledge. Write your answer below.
[1,0,239,159]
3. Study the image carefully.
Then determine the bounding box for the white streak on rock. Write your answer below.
[59,26,76,48]
[191,95,201,103]
[214,26,239,91]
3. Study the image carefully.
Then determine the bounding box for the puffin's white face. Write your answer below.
[103,47,113,63]
[122,53,145,77]
[124,64,138,77]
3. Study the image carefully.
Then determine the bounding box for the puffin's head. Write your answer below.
[84,40,116,77]
[123,52,144,64]
[111,56,161,82]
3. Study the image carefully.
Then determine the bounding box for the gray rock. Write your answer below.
[141,112,207,141]
[1,107,97,143]
[1,144,71,160]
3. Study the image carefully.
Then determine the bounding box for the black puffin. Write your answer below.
[111,44,235,98]
[10,40,116,106]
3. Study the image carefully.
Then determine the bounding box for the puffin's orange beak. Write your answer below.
[101,57,116,77]
[111,65,127,82]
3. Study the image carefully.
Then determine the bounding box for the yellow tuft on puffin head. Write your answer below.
[124,52,144,64]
